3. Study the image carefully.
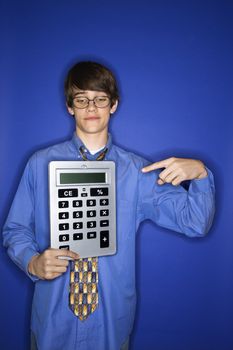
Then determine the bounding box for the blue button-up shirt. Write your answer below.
[3,133,215,350]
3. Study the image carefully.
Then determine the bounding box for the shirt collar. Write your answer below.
[71,132,113,160]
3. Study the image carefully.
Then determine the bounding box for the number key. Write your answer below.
[73,200,82,207]
[73,222,83,230]
[87,199,96,207]
[59,223,69,231]
[87,210,96,218]
[59,212,69,220]
[58,201,69,208]
[59,234,69,242]
[73,211,83,219]
[87,221,96,228]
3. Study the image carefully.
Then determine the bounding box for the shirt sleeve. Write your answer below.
[2,155,40,281]
[136,162,215,237]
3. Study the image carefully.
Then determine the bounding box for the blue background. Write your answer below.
[0,1,233,349]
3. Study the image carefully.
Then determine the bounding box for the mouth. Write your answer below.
[84,116,100,121]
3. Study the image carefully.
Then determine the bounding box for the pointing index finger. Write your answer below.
[141,159,171,173]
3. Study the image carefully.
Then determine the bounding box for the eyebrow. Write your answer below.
[73,92,108,98]
[73,91,87,97]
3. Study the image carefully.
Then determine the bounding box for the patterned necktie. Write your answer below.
[69,146,108,321]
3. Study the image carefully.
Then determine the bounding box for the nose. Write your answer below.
[87,100,96,111]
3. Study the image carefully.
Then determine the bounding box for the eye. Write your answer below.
[95,97,108,102]
[75,97,88,104]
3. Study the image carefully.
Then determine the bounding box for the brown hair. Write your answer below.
[65,61,119,107]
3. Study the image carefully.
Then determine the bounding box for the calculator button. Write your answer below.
[73,200,83,207]
[59,223,69,230]
[87,199,96,206]
[59,212,69,220]
[73,222,83,230]
[100,209,109,216]
[87,232,97,239]
[87,210,96,218]
[59,245,69,250]
[100,231,109,248]
[90,188,108,196]
[58,189,78,198]
[58,201,69,208]
[100,220,109,227]
[73,233,83,240]
[81,193,88,197]
[73,211,83,219]
[59,234,69,242]
[87,221,96,228]
[100,199,109,206]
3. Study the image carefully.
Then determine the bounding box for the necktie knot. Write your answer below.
[79,146,108,161]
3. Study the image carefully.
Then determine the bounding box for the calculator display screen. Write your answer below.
[60,172,106,184]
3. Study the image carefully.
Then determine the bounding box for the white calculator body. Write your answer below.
[49,161,116,258]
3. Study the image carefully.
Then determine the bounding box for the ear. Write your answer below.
[110,100,118,114]
[66,103,75,116]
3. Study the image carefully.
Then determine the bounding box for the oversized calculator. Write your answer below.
[49,161,116,258]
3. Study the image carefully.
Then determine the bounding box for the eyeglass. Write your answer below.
[73,96,111,109]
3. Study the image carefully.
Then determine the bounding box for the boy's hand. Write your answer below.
[142,157,208,186]
[28,248,79,280]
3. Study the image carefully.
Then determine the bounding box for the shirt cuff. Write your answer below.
[190,167,215,193]
[22,248,40,282]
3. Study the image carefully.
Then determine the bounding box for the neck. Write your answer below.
[76,128,108,151]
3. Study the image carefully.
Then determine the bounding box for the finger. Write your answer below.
[53,258,69,267]
[141,158,174,173]
[171,176,183,186]
[157,178,165,185]
[49,265,68,274]
[157,172,177,185]
[162,169,180,184]
[43,265,68,279]
[44,271,64,280]
[58,249,80,260]
[50,273,63,279]
[50,248,79,260]
[157,164,177,182]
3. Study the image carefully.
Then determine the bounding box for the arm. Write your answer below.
[2,156,79,281]
[2,158,40,280]
[137,157,215,237]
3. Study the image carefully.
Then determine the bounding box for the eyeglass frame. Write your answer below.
[72,95,112,109]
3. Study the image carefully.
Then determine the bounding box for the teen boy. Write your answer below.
[3,61,215,350]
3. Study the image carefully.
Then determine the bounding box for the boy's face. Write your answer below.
[67,89,118,137]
